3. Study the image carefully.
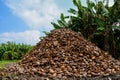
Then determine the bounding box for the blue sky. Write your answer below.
[0,0,114,45]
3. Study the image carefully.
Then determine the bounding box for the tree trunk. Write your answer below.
[104,25,116,58]
[104,25,110,52]
[109,30,116,58]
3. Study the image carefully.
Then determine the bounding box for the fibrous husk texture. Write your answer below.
[4,29,120,79]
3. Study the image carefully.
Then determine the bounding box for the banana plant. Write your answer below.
[0,42,33,60]
[51,0,120,58]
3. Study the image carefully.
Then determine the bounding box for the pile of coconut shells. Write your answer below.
[1,28,120,80]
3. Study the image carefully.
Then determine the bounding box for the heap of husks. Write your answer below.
[1,29,120,80]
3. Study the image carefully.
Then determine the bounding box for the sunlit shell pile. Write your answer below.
[5,28,120,79]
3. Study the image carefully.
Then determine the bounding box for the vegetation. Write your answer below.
[51,0,120,58]
[0,41,33,60]
[39,31,50,40]
[0,60,18,68]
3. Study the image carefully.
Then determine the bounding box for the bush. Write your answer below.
[0,42,33,60]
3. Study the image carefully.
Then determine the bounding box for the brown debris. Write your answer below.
[2,28,120,79]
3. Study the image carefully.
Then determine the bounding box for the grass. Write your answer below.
[0,60,18,68]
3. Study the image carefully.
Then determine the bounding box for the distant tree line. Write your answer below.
[0,41,33,60]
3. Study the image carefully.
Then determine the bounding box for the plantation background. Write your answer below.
[0,41,33,60]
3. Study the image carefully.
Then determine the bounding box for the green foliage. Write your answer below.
[51,13,68,29]
[113,26,120,57]
[39,31,50,40]
[0,60,18,68]
[0,42,33,60]
[51,0,120,58]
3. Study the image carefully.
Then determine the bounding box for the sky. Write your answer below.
[0,0,114,45]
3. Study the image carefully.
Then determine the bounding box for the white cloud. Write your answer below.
[87,0,114,7]
[2,0,114,45]
[4,0,114,30]
[108,0,114,6]
[4,0,63,30]
[1,0,64,45]
[0,30,40,45]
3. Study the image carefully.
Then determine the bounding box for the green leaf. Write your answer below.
[96,18,105,30]
[57,20,68,27]
[87,0,95,13]
[98,1,103,7]
[42,31,50,35]
[112,26,120,30]
[68,8,77,15]
[73,0,78,7]
[64,16,70,19]
[60,13,65,22]
[97,27,105,31]
[77,0,82,8]
[51,22,61,29]
[102,7,109,17]
[94,31,103,35]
